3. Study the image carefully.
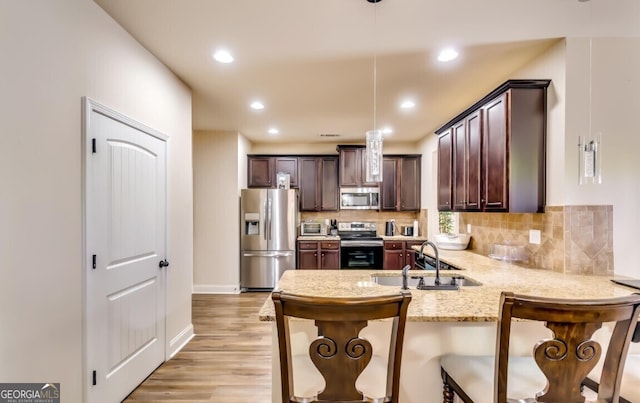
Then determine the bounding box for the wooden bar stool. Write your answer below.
[584,323,640,403]
[440,291,640,403]
[272,290,411,403]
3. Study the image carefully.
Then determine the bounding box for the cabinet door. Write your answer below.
[383,249,404,270]
[248,157,274,188]
[383,241,404,270]
[320,157,339,211]
[320,250,340,269]
[298,241,319,269]
[380,157,398,210]
[399,156,420,211]
[405,241,422,268]
[298,250,319,269]
[483,93,509,211]
[339,147,360,186]
[465,111,482,210]
[452,120,467,210]
[299,158,320,211]
[437,130,453,211]
[275,157,298,188]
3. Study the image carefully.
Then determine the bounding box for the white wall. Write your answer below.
[0,2,193,401]
[193,131,243,293]
[563,38,640,278]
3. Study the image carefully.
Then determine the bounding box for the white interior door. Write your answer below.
[83,98,168,403]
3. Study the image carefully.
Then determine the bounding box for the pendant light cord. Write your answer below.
[373,1,377,131]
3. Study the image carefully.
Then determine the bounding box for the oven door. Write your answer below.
[340,244,383,269]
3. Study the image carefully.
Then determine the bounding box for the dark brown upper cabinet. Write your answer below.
[435,79,550,213]
[247,156,298,188]
[337,145,378,187]
[437,129,453,211]
[298,156,339,211]
[380,155,421,211]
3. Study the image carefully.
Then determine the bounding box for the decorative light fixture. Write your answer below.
[577,0,602,185]
[365,0,383,183]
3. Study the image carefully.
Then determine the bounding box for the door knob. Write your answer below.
[159,259,170,268]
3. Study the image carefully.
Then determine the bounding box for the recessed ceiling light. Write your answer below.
[250,101,265,110]
[213,49,234,63]
[400,100,416,109]
[268,128,279,135]
[382,127,393,135]
[438,48,459,62]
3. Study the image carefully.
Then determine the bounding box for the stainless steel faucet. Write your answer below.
[401,264,412,290]
[420,240,441,286]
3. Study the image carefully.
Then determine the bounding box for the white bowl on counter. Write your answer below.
[435,233,471,250]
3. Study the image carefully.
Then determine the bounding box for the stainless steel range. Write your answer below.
[338,221,383,269]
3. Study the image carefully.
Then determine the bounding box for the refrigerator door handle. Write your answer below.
[267,196,272,241]
[263,198,268,241]
[243,252,293,258]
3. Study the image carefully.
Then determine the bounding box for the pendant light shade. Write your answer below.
[366,130,383,182]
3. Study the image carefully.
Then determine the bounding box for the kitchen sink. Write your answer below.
[372,274,481,288]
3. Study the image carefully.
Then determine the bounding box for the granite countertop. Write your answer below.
[380,235,427,241]
[297,235,340,241]
[258,249,637,322]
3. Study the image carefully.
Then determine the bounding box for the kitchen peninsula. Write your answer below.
[259,250,640,402]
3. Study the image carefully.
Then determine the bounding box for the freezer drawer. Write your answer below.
[240,251,295,290]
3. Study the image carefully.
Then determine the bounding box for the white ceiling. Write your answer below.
[94,0,640,144]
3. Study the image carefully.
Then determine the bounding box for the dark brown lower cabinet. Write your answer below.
[383,240,423,270]
[297,240,340,269]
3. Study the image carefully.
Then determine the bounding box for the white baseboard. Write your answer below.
[192,284,241,294]
[168,323,194,359]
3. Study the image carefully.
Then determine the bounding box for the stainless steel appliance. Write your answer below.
[240,189,298,290]
[339,187,380,210]
[300,221,327,236]
[338,221,383,269]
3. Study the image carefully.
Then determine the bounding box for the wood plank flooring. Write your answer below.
[123,292,273,402]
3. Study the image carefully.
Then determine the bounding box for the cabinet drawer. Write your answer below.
[320,241,339,250]
[384,241,403,250]
[298,241,319,250]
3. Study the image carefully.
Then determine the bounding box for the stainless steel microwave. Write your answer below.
[339,187,380,210]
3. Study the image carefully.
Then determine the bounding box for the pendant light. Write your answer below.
[365,0,383,183]
[578,0,602,185]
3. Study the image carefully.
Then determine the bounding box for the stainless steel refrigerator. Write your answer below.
[240,189,298,290]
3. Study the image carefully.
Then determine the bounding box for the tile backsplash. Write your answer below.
[300,210,428,237]
[458,205,613,275]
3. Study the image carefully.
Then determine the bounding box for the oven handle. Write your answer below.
[340,240,384,247]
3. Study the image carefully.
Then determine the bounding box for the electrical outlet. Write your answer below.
[467,224,471,233]
[529,229,541,245]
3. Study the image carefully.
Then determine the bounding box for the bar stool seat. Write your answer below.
[440,355,548,403]
[586,354,640,403]
[440,291,640,403]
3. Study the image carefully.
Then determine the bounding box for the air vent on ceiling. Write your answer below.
[319,133,341,137]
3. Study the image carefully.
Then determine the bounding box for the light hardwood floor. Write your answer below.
[123,292,273,402]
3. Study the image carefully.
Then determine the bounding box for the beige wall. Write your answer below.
[562,37,640,278]
[0,2,193,401]
[193,131,243,292]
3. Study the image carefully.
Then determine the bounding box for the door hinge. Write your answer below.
[92,254,96,269]
[92,370,97,386]
[92,138,96,153]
